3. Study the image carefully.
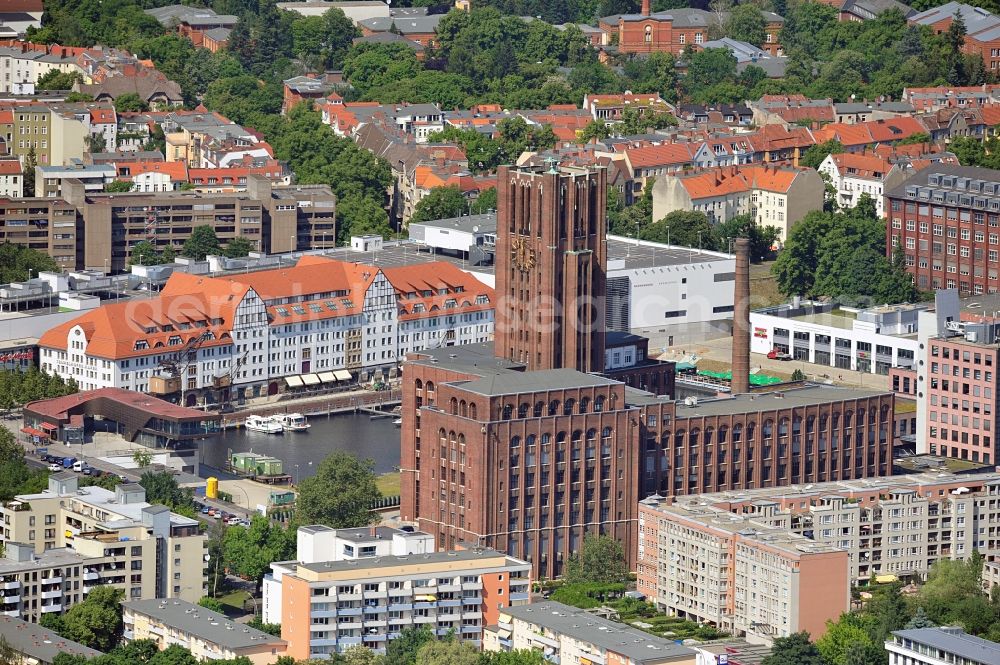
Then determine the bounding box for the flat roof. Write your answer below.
[124,599,286,650]
[0,615,102,662]
[14,484,198,529]
[458,368,619,397]
[639,384,890,416]
[296,547,523,574]
[0,547,89,576]
[502,601,694,664]
[409,212,496,234]
[606,235,733,270]
[891,628,1000,663]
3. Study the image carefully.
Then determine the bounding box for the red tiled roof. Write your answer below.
[828,152,891,179]
[624,143,698,169]
[0,159,22,175]
[25,387,210,422]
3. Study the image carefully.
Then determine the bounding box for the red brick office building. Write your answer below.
[884,164,1000,295]
[400,163,895,579]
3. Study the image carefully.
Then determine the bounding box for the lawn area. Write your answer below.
[376,471,401,497]
[550,584,728,642]
[750,261,785,307]
[217,589,254,615]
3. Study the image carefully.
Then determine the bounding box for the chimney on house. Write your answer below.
[731,237,751,394]
[642,0,651,15]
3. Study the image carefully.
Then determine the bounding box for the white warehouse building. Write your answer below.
[409,213,736,346]
[750,299,925,374]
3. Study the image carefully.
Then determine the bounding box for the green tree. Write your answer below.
[716,213,780,262]
[791,369,806,381]
[563,535,628,585]
[47,586,124,651]
[148,645,198,665]
[224,236,255,259]
[182,225,223,260]
[343,645,381,665]
[223,515,295,588]
[132,449,153,469]
[104,180,134,193]
[479,651,546,665]
[0,428,49,501]
[725,4,766,46]
[247,617,282,636]
[905,607,935,629]
[113,93,150,112]
[683,48,738,102]
[800,140,845,170]
[641,211,719,251]
[129,240,161,267]
[0,242,58,283]
[761,632,825,665]
[139,471,195,516]
[23,146,36,196]
[817,613,880,665]
[296,452,381,527]
[384,625,433,665]
[471,187,497,214]
[198,596,225,612]
[411,185,468,224]
[36,69,82,90]
[415,638,480,665]
[577,119,612,144]
[773,209,919,304]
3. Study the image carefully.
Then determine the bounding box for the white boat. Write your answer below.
[244,415,283,434]
[277,413,310,431]
[392,418,402,427]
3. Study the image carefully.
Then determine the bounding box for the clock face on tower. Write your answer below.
[510,237,537,273]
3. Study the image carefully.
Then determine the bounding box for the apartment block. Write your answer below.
[637,496,849,643]
[263,526,530,659]
[886,627,1000,665]
[0,615,101,665]
[0,175,334,273]
[0,196,80,270]
[484,601,695,665]
[0,474,205,621]
[637,471,1000,642]
[124,599,286,665]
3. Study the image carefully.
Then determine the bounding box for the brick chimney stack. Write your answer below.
[731,238,751,394]
[642,0,651,15]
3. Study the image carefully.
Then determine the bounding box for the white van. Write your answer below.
[72,461,84,472]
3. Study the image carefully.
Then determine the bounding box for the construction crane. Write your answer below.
[213,350,249,413]
[151,331,213,405]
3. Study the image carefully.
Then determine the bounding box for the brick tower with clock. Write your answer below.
[495,162,608,373]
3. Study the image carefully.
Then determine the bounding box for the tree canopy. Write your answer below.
[0,243,58,284]
[138,471,196,517]
[428,117,558,175]
[222,515,295,588]
[0,426,49,501]
[773,208,921,304]
[41,586,124,652]
[411,186,468,224]
[563,535,629,585]
[295,452,382,528]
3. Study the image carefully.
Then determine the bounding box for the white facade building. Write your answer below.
[886,627,1000,665]
[38,256,494,404]
[817,152,895,212]
[750,300,924,374]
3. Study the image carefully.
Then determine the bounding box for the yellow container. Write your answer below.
[206,476,219,499]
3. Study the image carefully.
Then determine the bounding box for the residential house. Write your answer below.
[652,163,825,240]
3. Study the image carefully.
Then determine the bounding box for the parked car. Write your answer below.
[767,350,793,361]
[201,507,210,515]
[47,463,62,472]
